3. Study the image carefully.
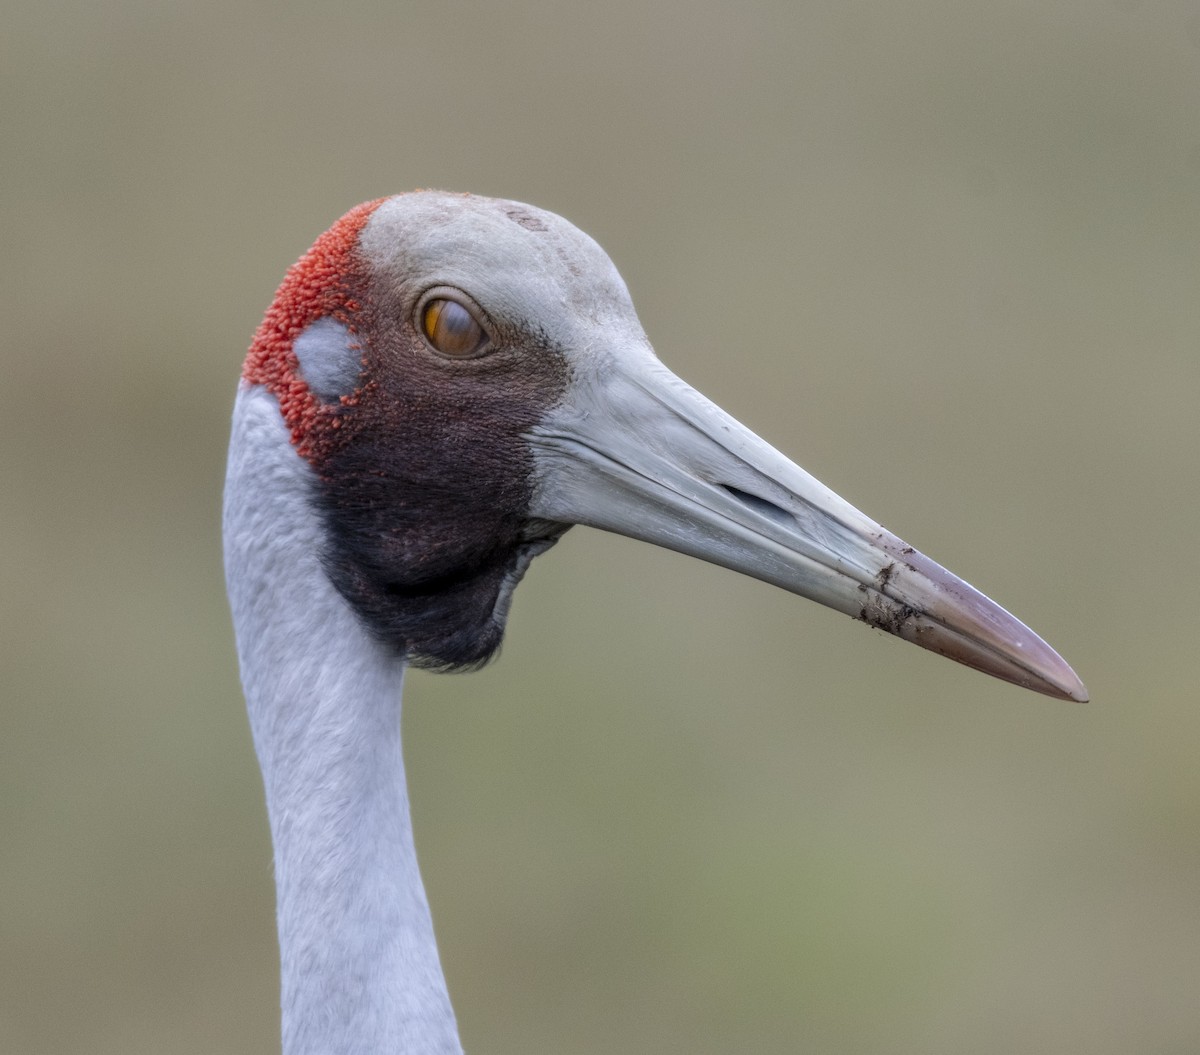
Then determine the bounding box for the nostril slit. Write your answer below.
[718,484,795,528]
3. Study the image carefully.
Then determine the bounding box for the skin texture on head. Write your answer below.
[242,192,649,670]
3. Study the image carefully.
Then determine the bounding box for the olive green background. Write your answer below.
[3,2,1197,1053]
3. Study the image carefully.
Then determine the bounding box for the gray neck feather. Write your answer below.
[224,385,463,1055]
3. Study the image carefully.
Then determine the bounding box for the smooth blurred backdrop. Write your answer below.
[2,2,1197,1053]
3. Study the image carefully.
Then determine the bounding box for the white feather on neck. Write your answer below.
[224,384,463,1055]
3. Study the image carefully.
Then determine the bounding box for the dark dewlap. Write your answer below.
[314,447,549,672]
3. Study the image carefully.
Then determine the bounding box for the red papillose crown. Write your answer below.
[243,198,387,458]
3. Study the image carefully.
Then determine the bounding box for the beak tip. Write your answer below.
[1035,661,1089,703]
[1062,676,1090,704]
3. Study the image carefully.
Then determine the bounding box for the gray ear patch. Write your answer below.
[293,317,362,402]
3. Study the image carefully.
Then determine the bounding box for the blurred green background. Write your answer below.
[3,1,1197,1052]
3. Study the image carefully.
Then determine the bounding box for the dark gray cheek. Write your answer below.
[292,318,363,403]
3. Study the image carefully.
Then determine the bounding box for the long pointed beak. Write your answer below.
[527,351,1087,702]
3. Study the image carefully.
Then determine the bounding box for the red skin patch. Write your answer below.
[243,198,387,460]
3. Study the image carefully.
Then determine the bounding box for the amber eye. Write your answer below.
[420,297,488,358]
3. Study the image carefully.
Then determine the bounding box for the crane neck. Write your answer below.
[225,385,463,1055]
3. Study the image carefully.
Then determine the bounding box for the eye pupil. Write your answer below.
[422,298,486,358]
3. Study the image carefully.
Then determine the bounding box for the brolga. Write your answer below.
[223,191,1087,1055]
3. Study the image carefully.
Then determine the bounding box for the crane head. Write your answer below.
[240,191,1086,700]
